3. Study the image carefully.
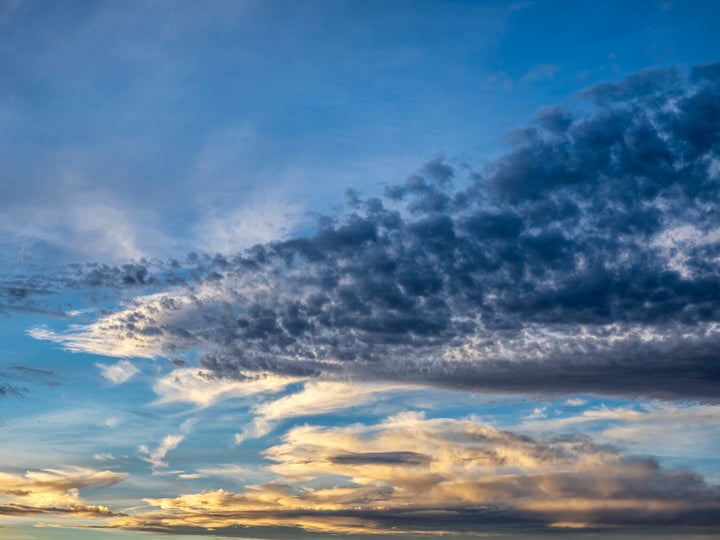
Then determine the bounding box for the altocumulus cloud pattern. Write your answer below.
[29,65,720,400]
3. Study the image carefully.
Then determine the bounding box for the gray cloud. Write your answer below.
[31,64,720,400]
[329,451,431,466]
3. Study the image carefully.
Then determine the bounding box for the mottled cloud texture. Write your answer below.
[25,65,720,400]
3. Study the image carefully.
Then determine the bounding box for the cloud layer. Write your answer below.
[113,413,720,535]
[28,64,720,400]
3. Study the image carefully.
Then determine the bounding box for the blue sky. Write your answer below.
[2,1,720,538]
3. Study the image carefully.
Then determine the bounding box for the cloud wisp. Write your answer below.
[236,380,412,443]
[27,64,720,400]
[0,365,57,399]
[96,360,140,386]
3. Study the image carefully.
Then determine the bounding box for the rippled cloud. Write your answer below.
[25,65,720,401]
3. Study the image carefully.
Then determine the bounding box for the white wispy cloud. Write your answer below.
[96,360,140,385]
[139,434,184,470]
[236,380,411,443]
[153,368,298,409]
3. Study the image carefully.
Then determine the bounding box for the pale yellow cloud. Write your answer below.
[110,413,720,535]
[236,380,410,442]
[0,466,126,517]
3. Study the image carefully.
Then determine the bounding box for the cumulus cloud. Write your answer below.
[111,413,720,535]
[27,64,720,400]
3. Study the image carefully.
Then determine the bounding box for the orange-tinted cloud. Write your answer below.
[111,413,720,535]
[0,466,126,518]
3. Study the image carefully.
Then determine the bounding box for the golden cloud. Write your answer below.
[111,412,720,535]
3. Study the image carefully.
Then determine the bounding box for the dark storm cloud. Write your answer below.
[34,65,720,399]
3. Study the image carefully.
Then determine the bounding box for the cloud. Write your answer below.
[28,64,720,400]
[0,466,126,517]
[111,413,720,535]
[139,420,194,471]
[139,435,184,470]
[524,406,547,420]
[0,365,57,399]
[152,368,297,409]
[520,401,720,462]
[0,185,161,262]
[139,423,195,476]
[521,64,560,84]
[236,381,411,443]
[27,287,204,358]
[192,464,251,482]
[96,360,139,385]
[191,199,300,257]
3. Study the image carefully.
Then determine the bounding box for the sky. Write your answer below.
[1,1,720,539]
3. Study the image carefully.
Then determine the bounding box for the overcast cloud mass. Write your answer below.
[2,2,720,539]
